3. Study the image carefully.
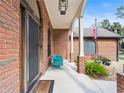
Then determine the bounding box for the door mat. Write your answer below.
[35,80,54,93]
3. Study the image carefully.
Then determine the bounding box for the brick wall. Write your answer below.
[68,38,118,62]
[117,73,124,93]
[97,39,118,61]
[38,0,53,74]
[0,0,20,93]
[68,38,79,61]
[68,38,95,62]
[53,29,69,59]
[84,54,95,61]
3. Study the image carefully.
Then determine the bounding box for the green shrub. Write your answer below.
[85,62,109,78]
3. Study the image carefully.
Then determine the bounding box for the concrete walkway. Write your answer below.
[40,60,117,93]
[93,80,117,93]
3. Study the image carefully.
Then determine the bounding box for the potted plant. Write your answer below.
[102,57,111,66]
[94,55,111,66]
[105,58,111,66]
[94,55,103,64]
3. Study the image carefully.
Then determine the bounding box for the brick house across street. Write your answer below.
[68,28,121,62]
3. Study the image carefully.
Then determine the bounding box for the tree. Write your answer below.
[109,22,122,35]
[116,6,124,49]
[116,6,124,18]
[101,19,122,35]
[120,26,124,36]
[116,6,124,36]
[101,19,110,30]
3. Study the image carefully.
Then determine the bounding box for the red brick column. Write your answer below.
[117,73,124,93]
[77,56,85,73]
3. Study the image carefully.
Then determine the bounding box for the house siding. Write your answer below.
[0,0,20,93]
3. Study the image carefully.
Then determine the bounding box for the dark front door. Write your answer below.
[29,16,39,82]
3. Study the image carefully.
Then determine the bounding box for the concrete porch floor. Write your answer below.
[40,60,117,93]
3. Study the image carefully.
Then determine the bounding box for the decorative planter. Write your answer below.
[105,62,111,66]
[95,59,103,64]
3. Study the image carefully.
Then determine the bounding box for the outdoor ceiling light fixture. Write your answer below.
[58,0,68,15]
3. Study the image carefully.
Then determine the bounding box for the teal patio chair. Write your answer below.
[52,55,63,68]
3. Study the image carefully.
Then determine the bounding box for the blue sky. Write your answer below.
[84,0,124,27]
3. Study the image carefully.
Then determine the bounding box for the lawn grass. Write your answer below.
[119,57,124,60]
[119,55,124,60]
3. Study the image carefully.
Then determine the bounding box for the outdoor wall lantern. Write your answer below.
[58,0,68,15]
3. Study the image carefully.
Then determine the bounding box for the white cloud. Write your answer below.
[101,3,112,8]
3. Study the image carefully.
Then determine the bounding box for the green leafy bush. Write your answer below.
[85,62,109,78]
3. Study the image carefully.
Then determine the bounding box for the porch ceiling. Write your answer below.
[44,0,87,29]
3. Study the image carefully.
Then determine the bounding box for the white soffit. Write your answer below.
[44,0,86,29]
